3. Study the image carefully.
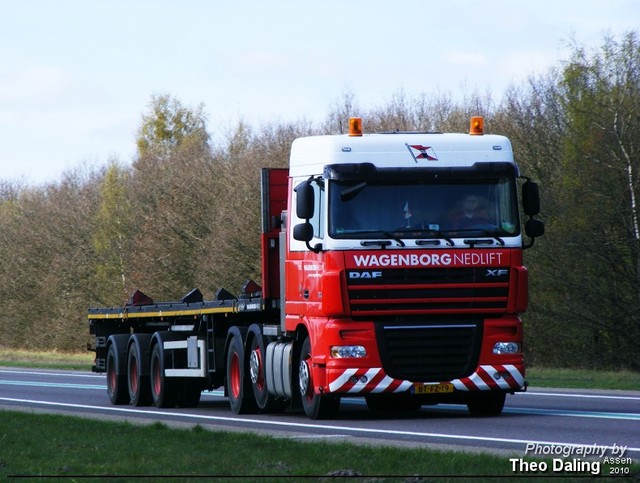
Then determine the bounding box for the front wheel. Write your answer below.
[467,392,506,417]
[298,335,339,420]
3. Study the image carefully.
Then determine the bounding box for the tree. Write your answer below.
[136,94,210,161]
[92,162,132,305]
[554,32,640,369]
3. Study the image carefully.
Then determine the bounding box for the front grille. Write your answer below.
[375,319,482,381]
[347,267,509,315]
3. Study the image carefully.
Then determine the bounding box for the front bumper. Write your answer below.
[327,364,525,395]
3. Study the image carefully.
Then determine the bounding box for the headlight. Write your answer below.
[493,342,521,355]
[330,345,367,358]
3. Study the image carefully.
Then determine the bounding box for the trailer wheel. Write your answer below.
[248,326,286,413]
[150,342,177,408]
[106,341,127,405]
[127,335,152,406]
[226,334,257,414]
[298,335,339,420]
[467,392,506,417]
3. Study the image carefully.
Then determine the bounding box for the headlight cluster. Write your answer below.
[330,345,367,358]
[493,341,521,355]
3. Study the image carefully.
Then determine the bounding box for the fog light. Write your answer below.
[330,345,367,358]
[493,342,521,355]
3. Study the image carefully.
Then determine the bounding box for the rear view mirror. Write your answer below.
[522,180,540,216]
[293,222,313,242]
[525,218,545,238]
[294,181,314,220]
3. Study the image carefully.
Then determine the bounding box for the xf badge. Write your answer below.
[486,269,508,277]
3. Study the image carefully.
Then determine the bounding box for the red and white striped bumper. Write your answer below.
[327,364,525,394]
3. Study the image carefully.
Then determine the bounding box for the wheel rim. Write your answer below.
[152,356,161,396]
[107,359,116,394]
[230,352,241,399]
[299,358,312,400]
[249,348,264,391]
[130,357,138,394]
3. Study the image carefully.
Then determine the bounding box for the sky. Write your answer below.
[1,0,638,185]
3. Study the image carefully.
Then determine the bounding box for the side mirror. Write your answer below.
[522,179,540,216]
[294,181,314,220]
[525,218,545,238]
[293,222,313,242]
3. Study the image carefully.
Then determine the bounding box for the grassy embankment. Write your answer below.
[1,410,638,480]
[1,350,638,480]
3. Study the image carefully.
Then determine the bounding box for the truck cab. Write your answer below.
[271,117,543,418]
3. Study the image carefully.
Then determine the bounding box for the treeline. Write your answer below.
[1,33,639,370]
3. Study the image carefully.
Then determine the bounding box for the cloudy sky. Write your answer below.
[1,0,638,184]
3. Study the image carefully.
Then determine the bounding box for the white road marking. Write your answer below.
[0,396,638,457]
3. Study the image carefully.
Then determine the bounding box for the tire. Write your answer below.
[298,335,339,420]
[127,334,152,406]
[467,392,506,417]
[150,342,177,408]
[106,340,128,405]
[226,333,257,414]
[248,326,287,413]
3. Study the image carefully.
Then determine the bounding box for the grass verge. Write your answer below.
[526,366,640,391]
[0,349,93,371]
[1,410,637,481]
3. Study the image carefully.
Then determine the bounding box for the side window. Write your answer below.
[309,181,324,238]
[290,177,325,252]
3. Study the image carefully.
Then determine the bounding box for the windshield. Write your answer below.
[329,178,520,239]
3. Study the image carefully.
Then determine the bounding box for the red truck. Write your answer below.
[89,117,544,419]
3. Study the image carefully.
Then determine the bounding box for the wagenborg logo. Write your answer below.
[406,143,438,162]
[351,252,505,267]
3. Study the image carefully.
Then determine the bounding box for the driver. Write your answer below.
[445,194,491,229]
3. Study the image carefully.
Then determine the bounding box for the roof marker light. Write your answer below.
[469,116,484,135]
[348,117,363,136]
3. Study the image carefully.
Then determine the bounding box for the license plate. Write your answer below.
[413,382,454,394]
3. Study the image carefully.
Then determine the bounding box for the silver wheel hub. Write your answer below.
[299,359,310,396]
[249,349,260,384]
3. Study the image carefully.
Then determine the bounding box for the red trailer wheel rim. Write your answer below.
[130,358,138,394]
[230,352,241,398]
[153,361,161,396]
[108,366,117,393]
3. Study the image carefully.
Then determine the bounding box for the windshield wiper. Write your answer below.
[457,229,505,248]
[354,230,405,248]
[414,230,455,247]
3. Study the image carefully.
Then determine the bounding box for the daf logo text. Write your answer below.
[349,271,383,279]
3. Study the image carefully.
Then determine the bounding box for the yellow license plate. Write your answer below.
[413,383,454,394]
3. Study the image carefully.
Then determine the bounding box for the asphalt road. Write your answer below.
[1,367,638,463]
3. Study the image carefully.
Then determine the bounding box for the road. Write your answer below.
[1,367,639,462]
